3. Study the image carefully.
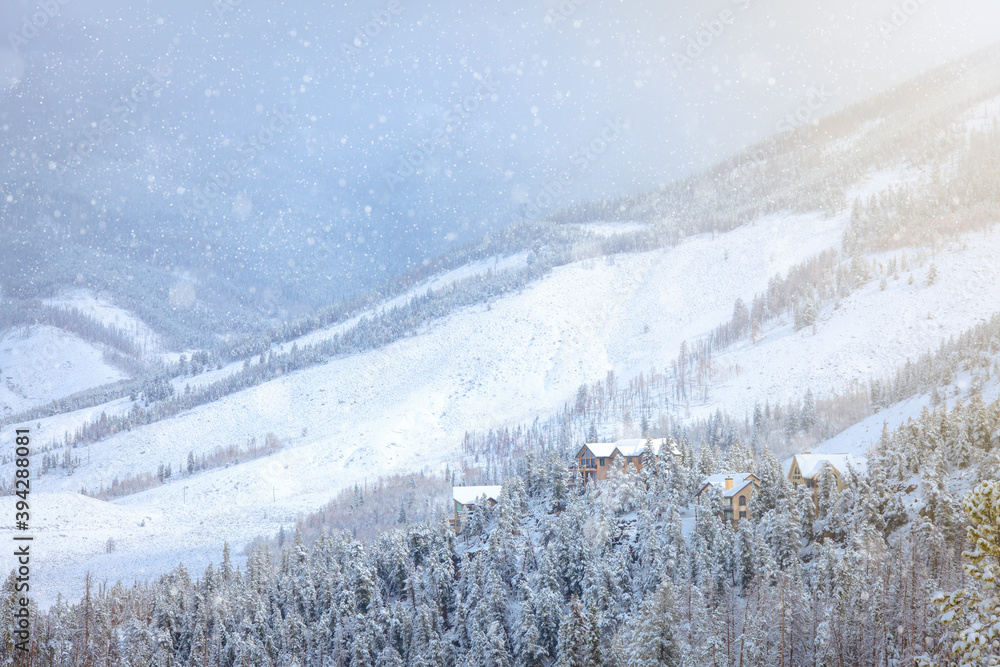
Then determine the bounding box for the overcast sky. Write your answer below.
[2,0,999,248]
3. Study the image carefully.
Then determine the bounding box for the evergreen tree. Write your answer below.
[555,598,601,667]
[795,484,816,543]
[751,447,786,516]
[932,480,1000,665]
[626,579,681,667]
[764,496,803,570]
[800,388,817,431]
[513,592,548,667]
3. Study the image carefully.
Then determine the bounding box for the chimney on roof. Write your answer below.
[725,477,733,490]
[802,452,811,455]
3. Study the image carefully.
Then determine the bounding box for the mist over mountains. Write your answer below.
[6,3,1000,665]
[2,0,1000,337]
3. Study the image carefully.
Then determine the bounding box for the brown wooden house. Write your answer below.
[695,473,760,526]
[787,453,866,494]
[571,438,680,483]
[451,485,502,532]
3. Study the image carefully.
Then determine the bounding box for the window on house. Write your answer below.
[739,511,747,519]
[739,496,746,506]
[599,458,605,466]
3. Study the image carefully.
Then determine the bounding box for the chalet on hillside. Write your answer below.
[787,453,866,493]
[695,473,760,525]
[571,438,680,483]
[451,485,502,532]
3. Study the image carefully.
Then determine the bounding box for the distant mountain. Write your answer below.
[4,42,1000,608]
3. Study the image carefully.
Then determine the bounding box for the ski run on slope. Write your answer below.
[5,201,1000,605]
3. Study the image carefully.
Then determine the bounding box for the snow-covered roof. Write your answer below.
[580,438,680,459]
[612,439,650,456]
[583,442,620,457]
[791,453,867,479]
[453,485,503,506]
[699,473,757,498]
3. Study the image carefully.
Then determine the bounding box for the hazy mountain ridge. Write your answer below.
[2,43,1000,630]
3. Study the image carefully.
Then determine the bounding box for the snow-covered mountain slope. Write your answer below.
[271,251,530,354]
[42,290,164,357]
[809,372,1000,461]
[701,232,1000,421]
[11,208,1000,606]
[9,208,851,605]
[5,88,999,604]
[0,325,125,417]
[960,91,1000,134]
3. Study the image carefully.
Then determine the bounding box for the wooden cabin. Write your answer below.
[695,473,760,526]
[451,485,502,532]
[571,438,680,483]
[787,453,865,493]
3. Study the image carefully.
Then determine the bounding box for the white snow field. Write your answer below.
[5,209,850,605]
[0,325,125,417]
[42,290,164,357]
[700,231,1000,421]
[809,369,1000,461]
[271,250,530,354]
[6,206,1000,606]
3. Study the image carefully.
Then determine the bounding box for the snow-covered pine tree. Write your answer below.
[625,579,681,667]
[931,480,1000,666]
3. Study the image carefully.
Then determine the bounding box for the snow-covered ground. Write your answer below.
[274,251,530,354]
[4,208,850,605]
[42,290,164,357]
[701,232,1000,421]
[16,253,533,444]
[0,325,125,417]
[6,200,999,607]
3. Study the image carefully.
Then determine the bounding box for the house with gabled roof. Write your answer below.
[571,438,680,483]
[695,473,760,525]
[787,452,866,492]
[451,485,502,532]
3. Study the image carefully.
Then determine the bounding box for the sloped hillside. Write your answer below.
[12,207,844,605]
[7,44,1000,609]
[0,325,125,417]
